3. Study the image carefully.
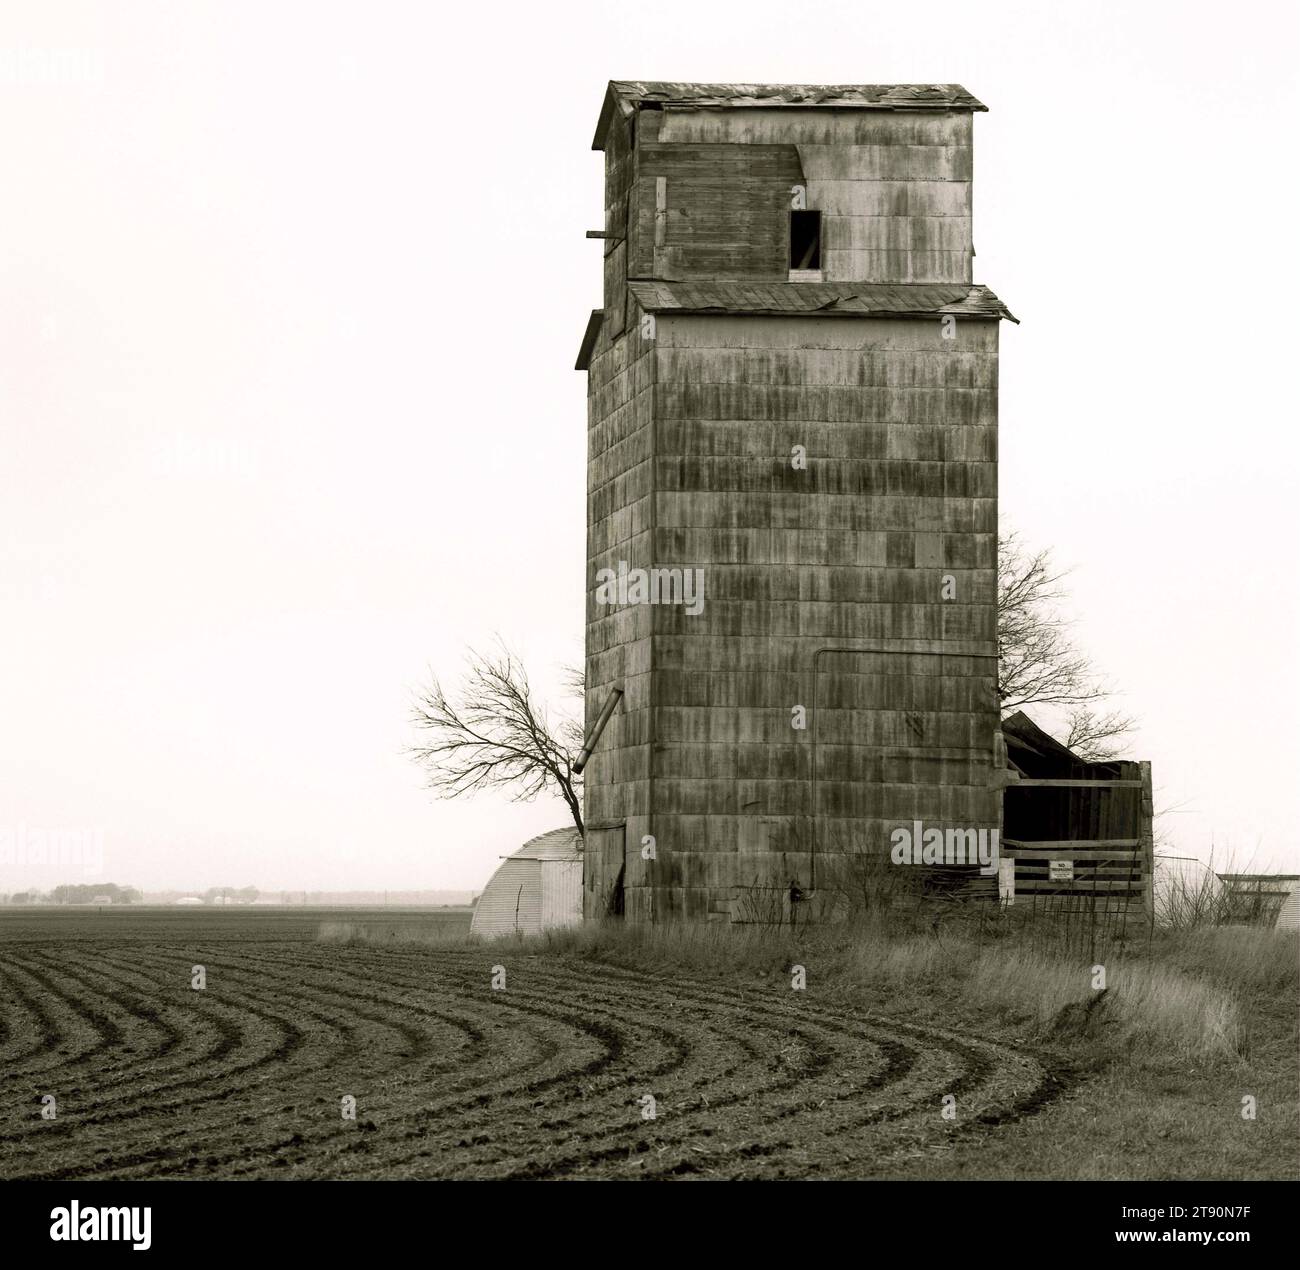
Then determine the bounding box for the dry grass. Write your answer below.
[320,909,1296,1065]
[319,905,1298,1178]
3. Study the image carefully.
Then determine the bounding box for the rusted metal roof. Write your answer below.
[594,81,986,149]
[626,280,1017,323]
[1002,709,1084,769]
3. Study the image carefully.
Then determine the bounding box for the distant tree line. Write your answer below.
[3,883,141,905]
[2,884,263,905]
[200,886,261,903]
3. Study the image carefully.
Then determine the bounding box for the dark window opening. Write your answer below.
[790,209,821,271]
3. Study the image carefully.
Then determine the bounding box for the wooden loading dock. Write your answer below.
[1000,711,1154,919]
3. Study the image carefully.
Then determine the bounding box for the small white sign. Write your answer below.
[1049,859,1074,882]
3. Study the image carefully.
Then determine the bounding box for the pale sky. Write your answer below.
[1,0,1296,893]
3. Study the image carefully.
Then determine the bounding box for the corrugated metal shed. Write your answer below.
[469,828,583,939]
[1215,873,1300,926]
[541,858,583,929]
[594,81,988,149]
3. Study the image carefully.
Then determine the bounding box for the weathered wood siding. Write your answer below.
[602,107,634,335]
[626,311,999,919]
[634,110,805,281]
[620,108,972,284]
[585,94,999,922]
[583,311,656,912]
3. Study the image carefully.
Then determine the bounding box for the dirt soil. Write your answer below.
[0,910,1071,1180]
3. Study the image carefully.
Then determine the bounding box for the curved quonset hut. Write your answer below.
[578,81,1014,923]
[469,827,583,939]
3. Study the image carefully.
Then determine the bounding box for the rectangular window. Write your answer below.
[789,209,822,271]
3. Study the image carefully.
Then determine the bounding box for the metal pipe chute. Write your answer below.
[573,685,623,774]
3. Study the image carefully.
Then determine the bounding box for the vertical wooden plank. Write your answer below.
[1139,760,1154,919]
[653,175,667,277]
[998,856,1015,906]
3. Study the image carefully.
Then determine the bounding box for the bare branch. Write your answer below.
[408,641,584,834]
[998,529,1136,757]
[1063,706,1138,763]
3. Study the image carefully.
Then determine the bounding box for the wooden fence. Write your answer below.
[1000,760,1153,933]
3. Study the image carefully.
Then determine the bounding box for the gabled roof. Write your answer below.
[1001,710,1084,768]
[627,280,1016,322]
[594,81,987,149]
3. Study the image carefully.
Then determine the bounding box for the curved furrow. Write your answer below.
[0,934,1070,1181]
[126,941,788,1180]
[2,951,314,1180]
[219,945,1052,1182]
[0,956,67,1073]
[0,951,124,1086]
[276,950,911,1179]
[267,949,737,1116]
[114,946,572,1175]
[503,957,1054,1178]
[158,953,661,1179]
[423,961,919,1179]
[78,946,595,1180]
[27,945,185,1063]
[1,946,251,1115]
[360,952,1042,1180]
[315,980,724,1178]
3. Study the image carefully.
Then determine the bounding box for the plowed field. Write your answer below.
[0,910,1065,1179]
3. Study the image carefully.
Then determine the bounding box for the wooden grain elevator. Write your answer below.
[576,82,1016,923]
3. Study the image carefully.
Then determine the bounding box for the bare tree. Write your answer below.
[998,530,1135,761]
[408,643,584,833]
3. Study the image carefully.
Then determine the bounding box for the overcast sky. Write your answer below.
[1,0,1296,893]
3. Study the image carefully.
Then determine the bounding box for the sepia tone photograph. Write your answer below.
[1,0,1296,1248]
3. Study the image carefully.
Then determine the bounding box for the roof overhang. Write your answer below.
[575,308,603,370]
[593,80,988,150]
[626,281,1017,323]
